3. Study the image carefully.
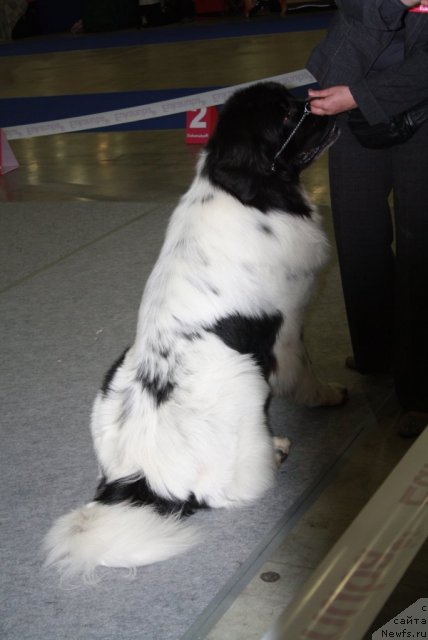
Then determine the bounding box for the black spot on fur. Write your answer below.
[185,193,214,207]
[208,312,283,379]
[95,476,207,517]
[286,269,314,281]
[259,223,274,236]
[101,347,129,396]
[286,271,299,282]
[136,369,175,406]
[182,330,202,341]
[172,316,202,340]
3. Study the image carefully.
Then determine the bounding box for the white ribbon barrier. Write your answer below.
[3,69,315,140]
[262,427,428,640]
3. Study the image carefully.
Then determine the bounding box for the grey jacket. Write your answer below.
[306,0,428,124]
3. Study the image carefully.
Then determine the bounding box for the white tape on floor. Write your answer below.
[262,427,428,640]
[4,69,315,140]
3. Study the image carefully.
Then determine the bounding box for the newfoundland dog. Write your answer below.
[44,81,346,578]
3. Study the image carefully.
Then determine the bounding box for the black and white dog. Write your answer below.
[45,82,346,578]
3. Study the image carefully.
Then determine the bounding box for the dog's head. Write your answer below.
[202,82,339,215]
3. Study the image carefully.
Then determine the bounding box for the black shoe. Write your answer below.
[397,412,428,438]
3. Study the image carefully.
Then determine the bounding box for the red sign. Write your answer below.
[186,107,218,145]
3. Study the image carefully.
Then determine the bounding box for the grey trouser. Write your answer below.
[329,116,428,411]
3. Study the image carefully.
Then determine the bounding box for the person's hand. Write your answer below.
[400,0,428,6]
[307,86,357,116]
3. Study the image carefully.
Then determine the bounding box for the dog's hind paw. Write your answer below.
[273,436,291,467]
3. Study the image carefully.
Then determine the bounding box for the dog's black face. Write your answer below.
[203,82,339,215]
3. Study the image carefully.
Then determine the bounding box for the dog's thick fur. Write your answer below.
[44,82,346,578]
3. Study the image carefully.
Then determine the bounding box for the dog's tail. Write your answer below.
[44,501,199,579]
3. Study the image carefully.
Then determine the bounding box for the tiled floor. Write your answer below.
[1,9,426,639]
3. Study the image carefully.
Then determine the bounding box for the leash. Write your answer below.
[271,102,312,173]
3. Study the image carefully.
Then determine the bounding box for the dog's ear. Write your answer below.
[203,156,263,206]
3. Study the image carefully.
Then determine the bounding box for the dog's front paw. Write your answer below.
[273,436,291,467]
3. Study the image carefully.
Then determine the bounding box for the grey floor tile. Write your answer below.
[0,201,161,292]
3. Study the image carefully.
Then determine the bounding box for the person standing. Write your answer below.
[306,0,428,436]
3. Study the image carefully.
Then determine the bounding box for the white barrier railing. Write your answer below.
[3,69,315,140]
[261,427,428,640]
